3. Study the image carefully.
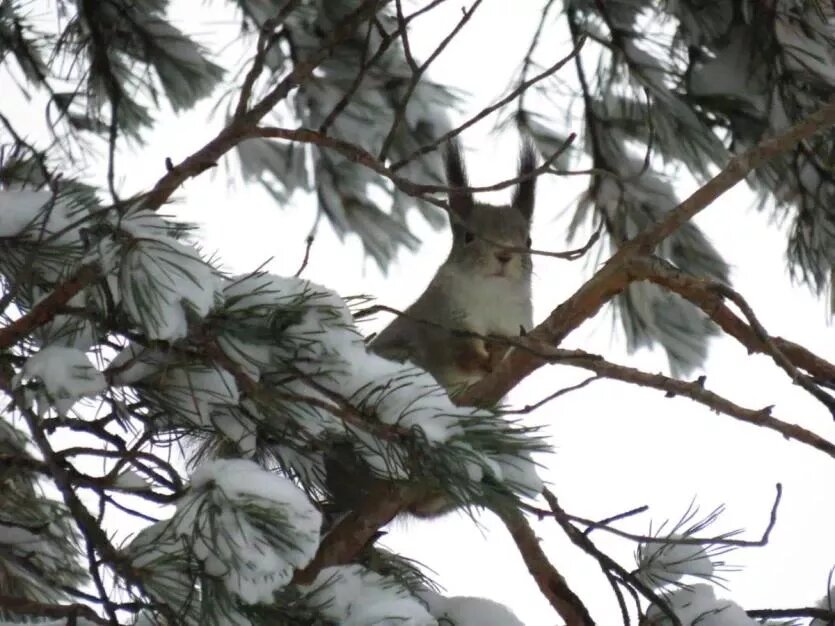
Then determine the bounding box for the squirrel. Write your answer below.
[325,139,537,520]
[370,140,536,395]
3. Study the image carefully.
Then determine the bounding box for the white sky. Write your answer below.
[4,1,835,624]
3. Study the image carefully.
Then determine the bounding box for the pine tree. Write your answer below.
[1,1,835,625]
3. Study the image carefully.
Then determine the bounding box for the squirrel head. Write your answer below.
[442,140,536,281]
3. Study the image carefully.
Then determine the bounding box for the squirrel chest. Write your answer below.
[441,270,533,337]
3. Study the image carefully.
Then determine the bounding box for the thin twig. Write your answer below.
[319,0,449,133]
[543,488,681,626]
[542,346,835,460]
[572,484,782,548]
[140,0,384,211]
[746,607,835,620]
[583,506,649,536]
[233,4,297,119]
[503,375,601,415]
[294,235,315,277]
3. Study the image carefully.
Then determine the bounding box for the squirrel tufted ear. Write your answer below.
[444,140,474,225]
[512,140,537,221]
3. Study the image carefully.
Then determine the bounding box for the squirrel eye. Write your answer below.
[525,237,532,248]
[463,231,475,244]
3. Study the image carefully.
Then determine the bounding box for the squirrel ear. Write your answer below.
[444,140,474,225]
[512,140,536,221]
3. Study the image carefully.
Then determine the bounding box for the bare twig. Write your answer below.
[515,0,559,114]
[319,0,449,133]
[582,506,648,536]
[233,2,300,119]
[746,607,835,620]
[540,346,835,460]
[571,484,782,548]
[294,234,315,277]
[503,375,601,414]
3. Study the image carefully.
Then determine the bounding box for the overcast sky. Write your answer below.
[5,1,835,623]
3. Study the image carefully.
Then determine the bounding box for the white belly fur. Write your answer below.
[444,269,532,337]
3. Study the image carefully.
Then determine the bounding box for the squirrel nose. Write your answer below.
[495,251,512,264]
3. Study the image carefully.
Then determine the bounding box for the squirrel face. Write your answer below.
[446,203,532,281]
[442,140,536,282]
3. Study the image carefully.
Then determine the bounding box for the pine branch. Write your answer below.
[0,370,176,623]
[459,96,835,406]
[567,484,782,549]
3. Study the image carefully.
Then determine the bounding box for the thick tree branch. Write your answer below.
[497,505,595,625]
[292,481,417,584]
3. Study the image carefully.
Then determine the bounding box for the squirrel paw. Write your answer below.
[455,338,493,374]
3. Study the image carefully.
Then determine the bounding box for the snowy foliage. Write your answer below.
[635,503,738,589]
[420,591,526,626]
[128,459,321,622]
[301,564,434,626]
[13,346,106,416]
[646,584,757,626]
